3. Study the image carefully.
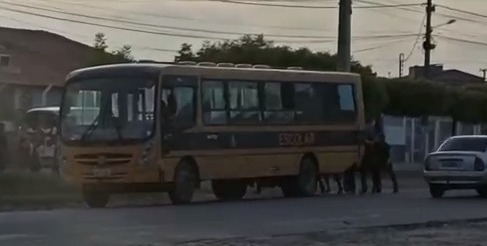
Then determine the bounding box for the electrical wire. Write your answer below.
[211,0,422,9]
[437,4,487,20]
[0,4,419,43]
[404,14,426,62]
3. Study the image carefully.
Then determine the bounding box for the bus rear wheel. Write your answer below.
[212,180,247,201]
[82,188,109,208]
[169,160,198,205]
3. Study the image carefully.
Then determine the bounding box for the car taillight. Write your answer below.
[475,157,485,171]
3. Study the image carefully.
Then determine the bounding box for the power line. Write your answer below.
[0,1,333,39]
[34,0,331,32]
[0,4,419,43]
[435,35,487,47]
[0,1,420,40]
[355,0,423,13]
[436,4,487,20]
[404,14,426,62]
[353,37,416,53]
[212,0,421,9]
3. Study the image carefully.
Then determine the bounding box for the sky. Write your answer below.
[1,0,487,77]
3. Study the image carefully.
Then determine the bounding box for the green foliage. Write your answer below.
[383,79,450,117]
[176,34,487,123]
[88,33,133,66]
[175,34,376,77]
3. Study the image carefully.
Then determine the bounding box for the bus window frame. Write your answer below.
[200,78,359,127]
[160,75,198,131]
[60,75,159,146]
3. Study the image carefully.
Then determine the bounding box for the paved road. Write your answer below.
[1,185,487,246]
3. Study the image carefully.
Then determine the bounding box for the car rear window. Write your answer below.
[438,137,487,152]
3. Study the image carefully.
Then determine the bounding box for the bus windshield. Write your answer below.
[60,77,156,143]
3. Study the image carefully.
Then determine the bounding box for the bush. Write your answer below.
[363,78,487,123]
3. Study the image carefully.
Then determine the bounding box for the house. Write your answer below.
[383,64,485,164]
[0,26,96,131]
[408,64,485,85]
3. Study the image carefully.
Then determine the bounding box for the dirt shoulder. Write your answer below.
[178,219,487,246]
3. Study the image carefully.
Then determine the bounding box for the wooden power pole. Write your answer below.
[337,0,352,72]
[423,0,435,79]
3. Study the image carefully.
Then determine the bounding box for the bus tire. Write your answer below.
[83,189,109,208]
[212,180,247,201]
[296,156,318,196]
[169,160,198,205]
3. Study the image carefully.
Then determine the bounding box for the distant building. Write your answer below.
[384,65,484,164]
[408,64,485,85]
[0,26,95,130]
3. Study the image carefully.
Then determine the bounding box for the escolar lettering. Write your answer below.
[279,132,316,147]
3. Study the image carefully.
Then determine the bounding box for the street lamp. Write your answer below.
[432,19,456,29]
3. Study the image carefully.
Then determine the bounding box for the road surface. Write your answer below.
[1,185,487,246]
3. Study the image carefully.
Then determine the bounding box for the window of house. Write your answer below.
[228,81,261,124]
[202,80,227,125]
[0,55,10,68]
[263,82,295,124]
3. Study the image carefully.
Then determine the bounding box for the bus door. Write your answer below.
[159,75,198,156]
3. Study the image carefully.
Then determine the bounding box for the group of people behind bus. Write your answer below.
[318,119,399,195]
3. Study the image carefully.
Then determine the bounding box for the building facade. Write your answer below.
[0,27,94,131]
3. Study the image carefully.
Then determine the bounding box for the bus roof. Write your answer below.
[66,63,361,83]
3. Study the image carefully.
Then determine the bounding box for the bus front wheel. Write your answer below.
[212,180,247,201]
[83,188,109,208]
[169,160,198,205]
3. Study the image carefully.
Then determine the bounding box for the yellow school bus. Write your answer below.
[59,62,365,207]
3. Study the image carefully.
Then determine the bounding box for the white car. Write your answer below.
[424,135,487,198]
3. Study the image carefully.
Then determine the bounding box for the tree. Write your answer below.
[88,32,133,66]
[175,34,376,77]
[175,34,487,123]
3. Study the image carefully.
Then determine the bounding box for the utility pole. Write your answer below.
[423,0,435,79]
[399,53,405,78]
[337,0,352,72]
[481,68,487,81]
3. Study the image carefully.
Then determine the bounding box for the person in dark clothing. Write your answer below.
[375,134,399,193]
[0,123,8,171]
[360,119,380,194]
[318,174,343,194]
[343,163,357,194]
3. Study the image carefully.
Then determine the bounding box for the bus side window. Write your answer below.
[294,83,325,123]
[228,81,261,124]
[263,82,295,124]
[202,80,227,125]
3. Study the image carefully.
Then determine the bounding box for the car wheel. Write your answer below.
[476,186,487,198]
[429,184,445,198]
